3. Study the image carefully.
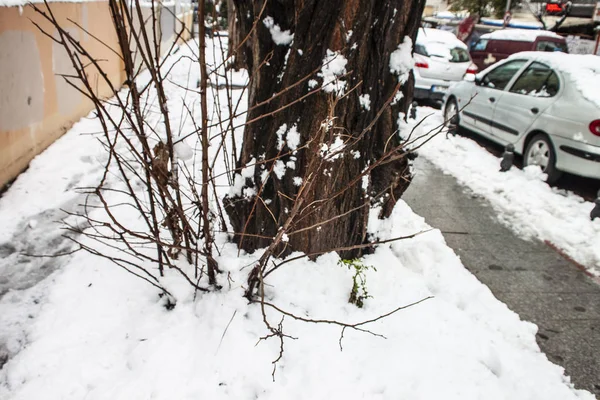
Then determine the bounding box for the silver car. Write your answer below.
[413,28,478,102]
[443,51,600,183]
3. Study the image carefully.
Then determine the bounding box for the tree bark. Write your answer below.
[225,0,425,259]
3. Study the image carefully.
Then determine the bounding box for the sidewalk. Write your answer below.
[403,157,600,397]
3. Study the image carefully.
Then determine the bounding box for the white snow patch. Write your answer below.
[481,29,563,42]
[318,50,348,96]
[273,160,286,179]
[262,16,294,46]
[362,174,370,192]
[390,36,414,83]
[229,157,256,197]
[276,123,288,150]
[346,30,353,41]
[293,176,303,186]
[359,94,371,111]
[174,141,194,161]
[286,124,301,151]
[308,79,318,89]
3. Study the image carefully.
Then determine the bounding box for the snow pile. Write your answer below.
[0,38,595,400]
[358,94,371,111]
[480,29,563,42]
[318,50,348,95]
[263,16,294,46]
[412,107,600,276]
[0,197,594,399]
[508,52,600,109]
[276,123,301,151]
[417,28,467,49]
[389,36,414,83]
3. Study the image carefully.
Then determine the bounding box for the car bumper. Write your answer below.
[414,76,457,101]
[553,136,600,179]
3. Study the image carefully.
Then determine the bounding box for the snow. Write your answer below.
[318,50,348,96]
[0,38,595,400]
[480,29,563,42]
[389,36,414,83]
[275,124,300,151]
[286,124,300,151]
[358,94,371,111]
[507,52,600,109]
[174,141,194,161]
[417,28,467,49]
[308,79,318,89]
[410,107,600,277]
[276,123,287,150]
[262,16,294,46]
[273,160,286,179]
[435,11,460,19]
[229,158,256,198]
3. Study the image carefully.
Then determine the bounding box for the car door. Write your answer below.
[491,62,561,144]
[461,59,527,137]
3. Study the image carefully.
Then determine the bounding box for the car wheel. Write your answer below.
[524,134,562,184]
[444,97,460,127]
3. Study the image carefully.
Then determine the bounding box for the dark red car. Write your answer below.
[470,29,568,71]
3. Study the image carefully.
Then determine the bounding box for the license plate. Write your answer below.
[431,85,448,93]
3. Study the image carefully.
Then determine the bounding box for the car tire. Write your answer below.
[444,97,460,128]
[523,134,562,184]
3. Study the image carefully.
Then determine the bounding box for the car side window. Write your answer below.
[473,39,488,51]
[509,62,560,97]
[481,60,527,90]
[414,44,428,56]
[536,41,567,53]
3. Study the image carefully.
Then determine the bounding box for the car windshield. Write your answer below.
[423,42,470,63]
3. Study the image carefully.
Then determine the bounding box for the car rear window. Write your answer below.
[536,41,568,53]
[420,42,471,63]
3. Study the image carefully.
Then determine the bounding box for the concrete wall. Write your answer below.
[0,1,193,189]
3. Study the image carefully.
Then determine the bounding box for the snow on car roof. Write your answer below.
[416,28,467,49]
[480,29,563,42]
[509,51,600,108]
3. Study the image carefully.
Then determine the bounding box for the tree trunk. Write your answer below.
[225,0,425,259]
[226,0,245,69]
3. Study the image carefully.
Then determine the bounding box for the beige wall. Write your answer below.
[0,1,194,188]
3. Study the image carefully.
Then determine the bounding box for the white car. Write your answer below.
[413,28,478,102]
[443,51,600,183]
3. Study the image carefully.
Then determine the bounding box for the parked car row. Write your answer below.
[411,27,599,183]
[413,28,568,102]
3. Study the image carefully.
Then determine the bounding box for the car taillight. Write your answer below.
[415,62,429,69]
[590,120,600,137]
[466,65,478,74]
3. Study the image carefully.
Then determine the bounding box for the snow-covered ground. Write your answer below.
[410,107,600,277]
[0,39,595,399]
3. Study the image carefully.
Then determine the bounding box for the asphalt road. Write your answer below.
[404,156,600,397]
